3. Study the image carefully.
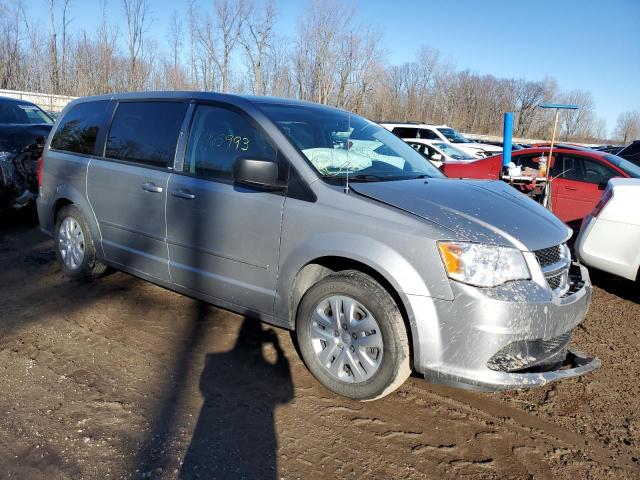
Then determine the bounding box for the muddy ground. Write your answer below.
[0,209,638,480]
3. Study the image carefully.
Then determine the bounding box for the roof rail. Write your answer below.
[532,143,591,151]
[377,120,424,125]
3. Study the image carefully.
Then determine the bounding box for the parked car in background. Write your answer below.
[617,140,640,167]
[379,122,502,158]
[0,96,54,209]
[405,138,476,167]
[593,144,625,155]
[442,145,640,227]
[576,178,640,281]
[38,92,598,399]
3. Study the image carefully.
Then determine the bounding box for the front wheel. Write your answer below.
[296,270,411,401]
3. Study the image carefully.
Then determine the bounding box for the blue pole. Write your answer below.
[502,112,513,168]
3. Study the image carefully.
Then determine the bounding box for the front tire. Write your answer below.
[296,270,411,401]
[55,205,106,279]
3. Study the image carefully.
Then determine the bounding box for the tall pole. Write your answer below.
[544,108,560,210]
[547,108,560,172]
[537,103,579,210]
[502,112,513,169]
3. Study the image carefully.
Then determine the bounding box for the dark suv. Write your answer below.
[0,96,54,209]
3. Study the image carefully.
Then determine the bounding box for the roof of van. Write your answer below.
[68,91,344,112]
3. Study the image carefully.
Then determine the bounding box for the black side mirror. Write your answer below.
[598,179,609,190]
[233,157,286,191]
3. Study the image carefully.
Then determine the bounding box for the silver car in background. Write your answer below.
[37,92,599,400]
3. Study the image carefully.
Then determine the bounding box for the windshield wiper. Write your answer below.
[349,174,392,182]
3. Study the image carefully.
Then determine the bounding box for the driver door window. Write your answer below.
[184,105,277,181]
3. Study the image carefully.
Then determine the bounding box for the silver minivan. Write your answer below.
[37,92,599,400]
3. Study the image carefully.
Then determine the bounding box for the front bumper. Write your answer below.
[409,262,599,391]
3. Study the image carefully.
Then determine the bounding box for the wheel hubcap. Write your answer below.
[58,217,85,270]
[309,295,383,383]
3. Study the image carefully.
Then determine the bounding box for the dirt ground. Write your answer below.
[0,209,638,480]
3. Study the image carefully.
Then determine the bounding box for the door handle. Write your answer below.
[171,189,196,200]
[563,186,577,191]
[141,182,163,193]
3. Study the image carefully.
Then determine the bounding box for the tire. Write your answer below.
[296,270,411,401]
[54,205,107,279]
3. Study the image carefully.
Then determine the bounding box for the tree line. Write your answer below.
[0,0,634,143]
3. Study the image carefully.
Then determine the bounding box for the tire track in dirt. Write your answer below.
[407,378,639,473]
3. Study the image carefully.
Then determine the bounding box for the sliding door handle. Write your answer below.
[141,182,163,193]
[171,189,196,200]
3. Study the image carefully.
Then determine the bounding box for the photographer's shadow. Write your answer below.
[180,319,293,480]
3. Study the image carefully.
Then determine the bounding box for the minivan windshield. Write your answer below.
[0,100,54,125]
[437,127,471,144]
[259,103,445,182]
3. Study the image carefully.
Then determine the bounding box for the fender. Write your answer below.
[276,232,451,370]
[47,166,105,259]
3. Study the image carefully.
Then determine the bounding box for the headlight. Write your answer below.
[0,152,12,161]
[437,241,530,287]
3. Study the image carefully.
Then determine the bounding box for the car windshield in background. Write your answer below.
[0,101,54,125]
[433,142,475,160]
[605,154,640,178]
[437,127,470,144]
[259,104,444,182]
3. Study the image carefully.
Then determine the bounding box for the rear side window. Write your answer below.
[105,101,187,168]
[391,127,418,138]
[417,128,439,140]
[183,105,276,181]
[50,101,109,154]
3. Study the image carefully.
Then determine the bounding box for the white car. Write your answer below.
[380,122,502,158]
[405,139,477,167]
[576,178,640,281]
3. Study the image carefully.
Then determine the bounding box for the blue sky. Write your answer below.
[32,0,640,134]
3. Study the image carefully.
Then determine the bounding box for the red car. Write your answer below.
[441,145,640,226]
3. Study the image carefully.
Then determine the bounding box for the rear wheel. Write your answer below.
[296,270,411,400]
[55,205,106,279]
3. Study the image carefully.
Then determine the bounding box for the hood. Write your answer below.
[0,123,52,152]
[351,178,570,252]
[465,142,502,152]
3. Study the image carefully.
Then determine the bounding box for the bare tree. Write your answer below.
[614,111,640,144]
[47,0,70,93]
[241,0,276,95]
[122,0,150,90]
[558,89,595,140]
[197,0,251,92]
[513,79,545,137]
[292,0,354,104]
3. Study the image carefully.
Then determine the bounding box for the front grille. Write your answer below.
[533,244,570,293]
[487,331,572,372]
[547,274,562,290]
[534,245,562,268]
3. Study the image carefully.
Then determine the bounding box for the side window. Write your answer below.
[513,154,545,170]
[184,105,277,181]
[408,142,422,153]
[391,127,418,138]
[417,129,439,140]
[105,101,187,168]
[554,155,616,184]
[50,101,109,155]
[582,158,617,184]
[557,155,583,181]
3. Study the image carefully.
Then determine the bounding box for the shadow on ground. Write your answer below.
[178,318,293,479]
[589,268,639,303]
